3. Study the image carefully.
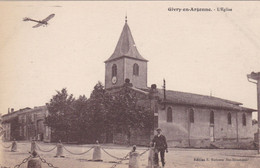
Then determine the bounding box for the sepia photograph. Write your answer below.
[0,1,260,168]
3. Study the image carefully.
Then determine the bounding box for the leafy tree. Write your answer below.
[45,82,153,144]
[72,95,89,143]
[108,86,153,145]
[45,88,75,142]
[86,82,108,142]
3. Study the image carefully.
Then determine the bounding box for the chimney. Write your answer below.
[8,108,10,114]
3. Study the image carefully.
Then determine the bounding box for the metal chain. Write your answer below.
[63,145,94,155]
[38,155,59,168]
[101,147,129,160]
[139,148,150,157]
[2,143,12,149]
[109,148,149,168]
[36,143,57,152]
[110,153,129,168]
[13,155,32,168]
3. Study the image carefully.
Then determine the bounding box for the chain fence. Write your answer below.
[63,145,94,155]
[139,148,150,156]
[2,143,12,149]
[36,143,57,153]
[38,155,59,168]
[110,152,130,168]
[101,147,129,160]
[109,147,150,168]
[13,155,32,168]
[8,141,151,168]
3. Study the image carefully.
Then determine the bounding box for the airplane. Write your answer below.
[23,14,55,28]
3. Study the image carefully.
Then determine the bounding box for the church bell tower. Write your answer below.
[105,17,148,89]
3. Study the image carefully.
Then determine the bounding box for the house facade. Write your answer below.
[2,106,51,142]
[104,18,256,147]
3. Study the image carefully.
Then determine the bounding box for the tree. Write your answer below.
[108,86,153,145]
[45,82,154,144]
[72,95,89,143]
[86,82,108,142]
[45,88,75,142]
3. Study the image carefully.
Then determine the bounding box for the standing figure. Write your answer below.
[152,128,168,167]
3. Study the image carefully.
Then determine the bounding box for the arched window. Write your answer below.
[133,63,139,76]
[167,107,172,122]
[242,113,246,126]
[112,64,117,77]
[228,113,232,125]
[210,111,214,124]
[189,109,194,123]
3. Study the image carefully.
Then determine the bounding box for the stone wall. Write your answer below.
[105,59,125,89]
[124,58,147,89]
[158,104,254,148]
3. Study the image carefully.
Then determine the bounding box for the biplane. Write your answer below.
[23,14,55,28]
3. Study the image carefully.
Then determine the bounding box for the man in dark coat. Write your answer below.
[152,128,168,167]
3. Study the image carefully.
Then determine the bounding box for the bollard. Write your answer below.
[11,140,17,152]
[27,151,41,168]
[129,145,140,168]
[146,147,160,168]
[31,140,36,153]
[92,140,102,161]
[147,147,154,168]
[27,158,41,168]
[55,141,65,157]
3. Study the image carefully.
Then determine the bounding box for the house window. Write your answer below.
[189,109,194,123]
[112,64,117,77]
[23,126,26,137]
[228,112,232,125]
[242,113,246,126]
[133,63,139,76]
[19,126,22,136]
[210,111,214,124]
[167,107,172,122]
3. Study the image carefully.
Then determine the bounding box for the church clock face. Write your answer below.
[112,76,117,84]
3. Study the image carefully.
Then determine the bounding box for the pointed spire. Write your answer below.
[105,17,148,63]
[125,13,127,23]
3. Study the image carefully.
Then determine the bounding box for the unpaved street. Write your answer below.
[1,141,260,168]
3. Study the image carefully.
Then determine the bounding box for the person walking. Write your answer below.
[152,128,168,167]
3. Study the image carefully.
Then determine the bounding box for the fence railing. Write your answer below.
[1,141,153,168]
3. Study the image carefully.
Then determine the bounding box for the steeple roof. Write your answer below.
[105,20,148,63]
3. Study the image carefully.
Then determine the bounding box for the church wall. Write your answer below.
[124,58,147,89]
[105,59,125,89]
[158,105,190,147]
[158,104,253,148]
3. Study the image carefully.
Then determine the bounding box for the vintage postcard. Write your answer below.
[0,1,260,168]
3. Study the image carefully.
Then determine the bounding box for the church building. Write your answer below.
[104,18,256,148]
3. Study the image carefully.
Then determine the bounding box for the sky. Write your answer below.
[0,1,259,119]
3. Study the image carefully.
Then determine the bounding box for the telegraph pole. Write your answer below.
[247,72,260,154]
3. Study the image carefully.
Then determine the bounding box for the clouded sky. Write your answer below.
[0,1,259,118]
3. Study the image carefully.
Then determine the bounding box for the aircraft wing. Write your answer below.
[32,23,43,28]
[42,14,55,22]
